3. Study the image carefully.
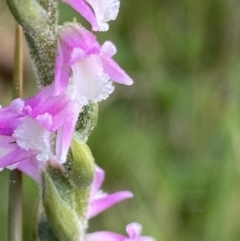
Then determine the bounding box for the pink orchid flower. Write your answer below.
[54,23,133,105]
[85,222,155,241]
[61,0,120,31]
[87,165,133,218]
[0,84,81,171]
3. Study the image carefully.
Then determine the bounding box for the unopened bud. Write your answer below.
[65,137,95,218]
[42,167,81,241]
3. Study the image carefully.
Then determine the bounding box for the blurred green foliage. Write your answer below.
[1,0,240,240]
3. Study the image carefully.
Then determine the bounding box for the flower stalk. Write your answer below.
[1,0,155,240]
[8,24,23,241]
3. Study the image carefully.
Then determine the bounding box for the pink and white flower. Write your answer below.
[88,165,133,218]
[54,23,133,105]
[61,0,120,31]
[85,222,155,241]
[84,168,154,241]
[0,84,81,171]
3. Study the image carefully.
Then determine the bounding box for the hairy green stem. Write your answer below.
[6,0,58,86]
[8,24,23,241]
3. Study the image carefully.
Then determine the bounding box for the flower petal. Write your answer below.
[101,55,133,85]
[85,0,120,31]
[55,102,82,163]
[90,165,105,197]
[61,0,120,31]
[0,100,24,135]
[102,41,117,57]
[0,135,15,148]
[87,191,133,219]
[9,98,24,113]
[54,42,71,96]
[58,24,100,64]
[17,158,45,183]
[0,147,37,168]
[71,55,114,105]
[13,117,53,162]
[24,84,69,117]
[62,0,99,31]
[126,223,142,239]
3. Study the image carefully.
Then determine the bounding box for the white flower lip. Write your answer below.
[71,55,114,106]
[13,116,53,162]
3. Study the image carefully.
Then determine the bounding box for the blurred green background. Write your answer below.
[1,0,240,240]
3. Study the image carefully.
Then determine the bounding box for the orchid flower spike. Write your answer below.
[0,85,81,172]
[85,222,156,241]
[54,23,133,106]
[88,165,133,219]
[61,0,120,31]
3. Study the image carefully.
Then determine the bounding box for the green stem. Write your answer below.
[8,170,23,241]
[8,24,23,241]
[6,0,58,87]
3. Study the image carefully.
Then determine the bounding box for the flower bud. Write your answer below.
[67,138,95,187]
[42,166,81,241]
[66,138,95,218]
